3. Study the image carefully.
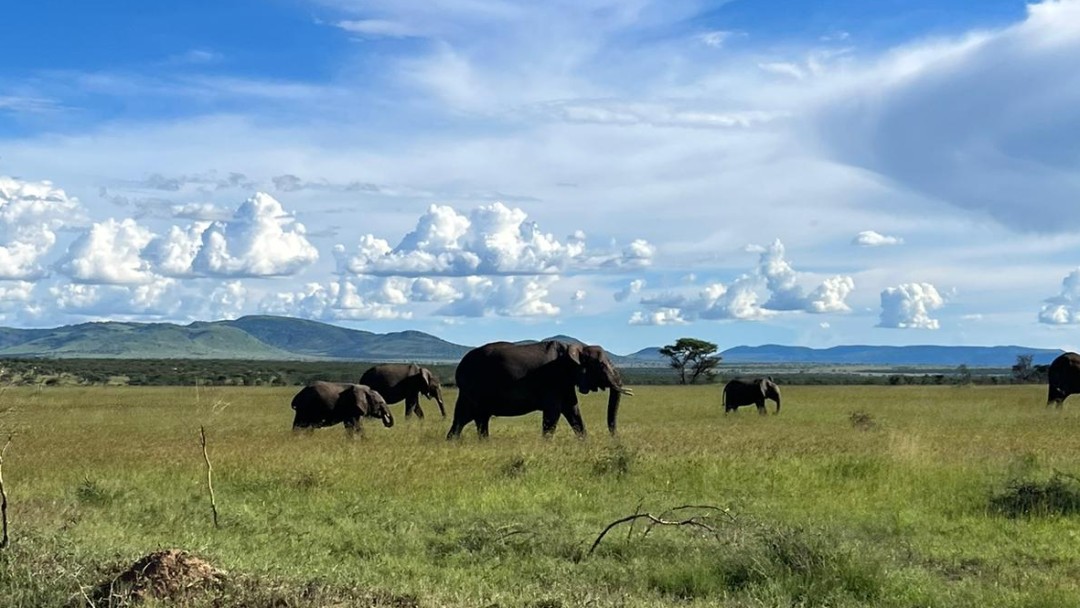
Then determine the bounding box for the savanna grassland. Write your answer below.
[2,384,1080,607]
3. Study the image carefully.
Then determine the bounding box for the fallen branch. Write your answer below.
[0,435,11,548]
[587,504,735,557]
[199,426,219,529]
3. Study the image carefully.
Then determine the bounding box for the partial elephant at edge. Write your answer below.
[1047,352,1080,407]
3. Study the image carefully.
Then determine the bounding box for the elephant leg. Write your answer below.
[343,418,364,438]
[542,408,561,437]
[406,394,425,419]
[446,395,473,440]
[756,401,767,416]
[562,403,586,437]
[474,415,492,439]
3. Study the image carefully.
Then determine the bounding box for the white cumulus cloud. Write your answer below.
[60,218,157,285]
[853,230,904,247]
[614,278,645,302]
[191,192,318,277]
[1039,268,1080,324]
[437,276,560,317]
[878,283,945,329]
[0,176,86,279]
[336,202,651,276]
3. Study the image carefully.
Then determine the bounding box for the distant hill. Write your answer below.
[0,316,470,361]
[717,344,1063,367]
[0,316,1065,366]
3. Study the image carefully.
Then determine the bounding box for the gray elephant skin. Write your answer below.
[447,340,633,439]
[1047,352,1080,407]
[360,363,446,419]
[291,381,394,436]
[723,378,781,415]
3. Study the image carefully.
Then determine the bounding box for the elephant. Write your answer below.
[723,378,781,415]
[290,381,394,436]
[1047,352,1080,407]
[359,363,445,419]
[446,340,633,439]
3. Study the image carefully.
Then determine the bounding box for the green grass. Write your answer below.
[2,384,1080,606]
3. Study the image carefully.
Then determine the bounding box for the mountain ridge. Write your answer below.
[0,316,1064,366]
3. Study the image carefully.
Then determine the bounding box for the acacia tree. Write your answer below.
[659,338,722,385]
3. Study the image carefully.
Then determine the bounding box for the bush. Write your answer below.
[990,472,1080,518]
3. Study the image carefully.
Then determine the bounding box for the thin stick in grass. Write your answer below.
[0,435,12,548]
[199,426,219,529]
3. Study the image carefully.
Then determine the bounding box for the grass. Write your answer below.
[0,384,1079,606]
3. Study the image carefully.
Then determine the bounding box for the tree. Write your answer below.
[1012,355,1035,382]
[659,338,722,385]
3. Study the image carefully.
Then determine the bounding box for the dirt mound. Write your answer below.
[86,549,226,604]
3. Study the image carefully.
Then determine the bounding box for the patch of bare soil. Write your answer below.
[83,549,226,605]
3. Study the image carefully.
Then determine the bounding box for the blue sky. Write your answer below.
[2,0,1080,354]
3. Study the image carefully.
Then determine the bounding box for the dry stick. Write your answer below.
[199,426,219,529]
[588,510,725,558]
[0,435,11,548]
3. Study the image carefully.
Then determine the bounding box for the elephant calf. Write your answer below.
[723,377,781,415]
[291,381,394,436]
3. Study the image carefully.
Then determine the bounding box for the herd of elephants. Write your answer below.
[290,341,1080,439]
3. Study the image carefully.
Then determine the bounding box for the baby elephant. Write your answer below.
[723,377,781,415]
[291,381,394,436]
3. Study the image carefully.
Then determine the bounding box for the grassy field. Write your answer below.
[2,384,1080,607]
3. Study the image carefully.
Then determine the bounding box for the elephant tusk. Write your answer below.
[618,387,635,396]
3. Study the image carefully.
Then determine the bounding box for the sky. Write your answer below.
[1,0,1079,354]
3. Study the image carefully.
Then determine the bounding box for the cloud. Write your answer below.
[629,308,687,326]
[698,30,734,48]
[629,239,854,323]
[59,218,157,285]
[48,279,181,318]
[878,283,945,329]
[336,19,425,38]
[0,176,86,279]
[208,281,247,320]
[437,276,560,317]
[190,193,319,277]
[614,278,645,302]
[1039,268,1080,324]
[336,202,651,277]
[260,279,412,321]
[757,239,855,313]
[818,0,1080,231]
[853,230,904,247]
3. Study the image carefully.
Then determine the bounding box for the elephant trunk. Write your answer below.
[774,395,781,414]
[433,385,446,417]
[607,388,621,435]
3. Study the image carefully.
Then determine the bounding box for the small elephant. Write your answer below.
[723,377,781,415]
[359,363,445,419]
[290,381,394,436]
[1047,352,1080,407]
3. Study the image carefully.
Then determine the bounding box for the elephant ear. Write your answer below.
[421,368,436,389]
[348,385,369,416]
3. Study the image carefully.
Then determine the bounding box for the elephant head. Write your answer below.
[760,377,781,413]
[419,368,446,417]
[348,385,394,428]
[565,343,634,434]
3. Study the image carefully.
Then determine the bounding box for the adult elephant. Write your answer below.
[360,363,445,419]
[723,378,781,415]
[447,340,633,439]
[1047,352,1080,407]
[291,381,394,436]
